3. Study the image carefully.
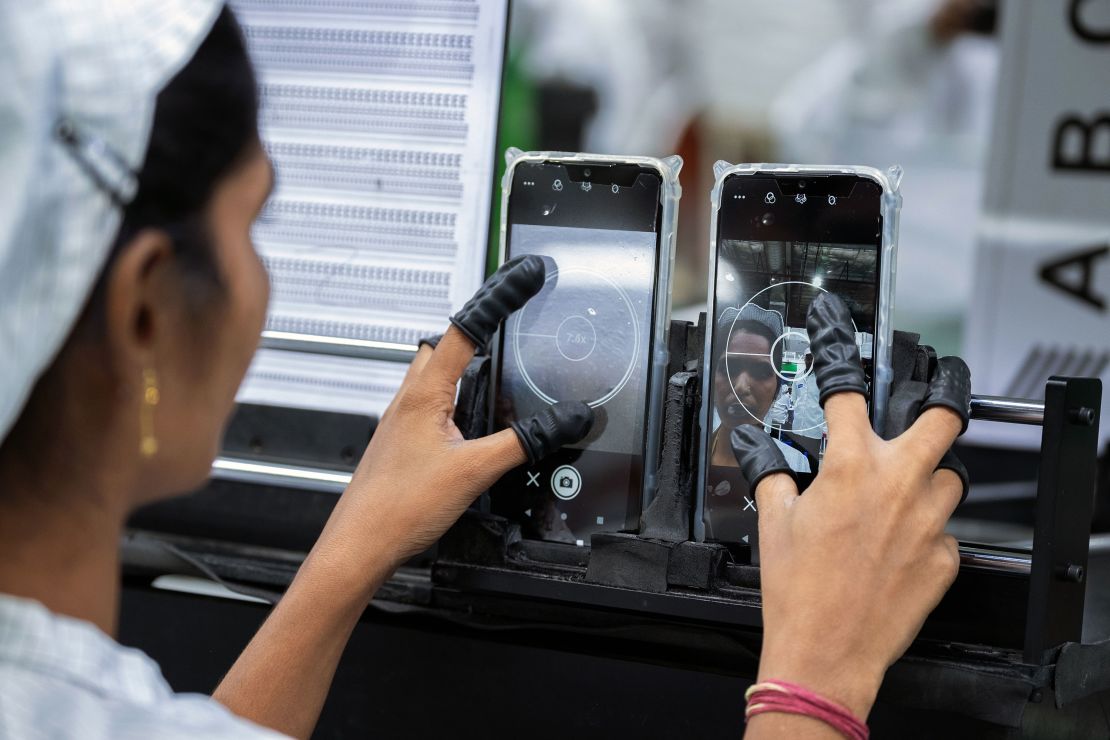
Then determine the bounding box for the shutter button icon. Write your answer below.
[550,465,582,500]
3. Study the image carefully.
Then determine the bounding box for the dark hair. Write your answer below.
[86,6,259,327]
[731,319,785,373]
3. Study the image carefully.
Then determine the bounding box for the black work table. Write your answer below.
[118,536,1110,739]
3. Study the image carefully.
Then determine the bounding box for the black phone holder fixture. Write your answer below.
[434,315,1109,728]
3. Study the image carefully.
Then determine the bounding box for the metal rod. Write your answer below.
[959,547,1031,574]
[1090,533,1110,555]
[211,456,351,494]
[969,394,1045,426]
[260,330,418,363]
[255,340,1046,426]
[214,457,1041,577]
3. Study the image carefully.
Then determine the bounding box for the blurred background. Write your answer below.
[495,0,1000,357]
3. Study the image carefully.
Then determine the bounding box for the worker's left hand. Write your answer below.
[312,256,593,594]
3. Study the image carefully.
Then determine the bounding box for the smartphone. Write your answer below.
[695,164,899,552]
[489,152,680,546]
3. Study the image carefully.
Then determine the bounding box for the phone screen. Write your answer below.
[702,174,882,550]
[490,160,663,546]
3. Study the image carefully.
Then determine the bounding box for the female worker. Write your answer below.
[0,3,970,739]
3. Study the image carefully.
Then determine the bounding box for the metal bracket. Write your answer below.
[1024,376,1102,663]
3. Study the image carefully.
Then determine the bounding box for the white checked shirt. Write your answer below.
[0,594,288,740]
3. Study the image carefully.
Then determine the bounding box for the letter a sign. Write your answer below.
[1039,245,1108,311]
[965,0,1110,449]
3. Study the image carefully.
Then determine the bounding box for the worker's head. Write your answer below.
[714,319,784,429]
[0,7,272,509]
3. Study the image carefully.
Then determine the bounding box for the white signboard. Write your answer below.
[965,0,1110,449]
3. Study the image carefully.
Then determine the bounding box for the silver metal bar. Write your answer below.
[959,547,1032,574]
[1089,533,1110,556]
[969,394,1045,426]
[211,456,351,494]
[213,456,1040,574]
[260,330,418,363]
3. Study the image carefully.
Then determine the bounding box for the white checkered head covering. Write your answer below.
[717,303,785,338]
[0,0,223,441]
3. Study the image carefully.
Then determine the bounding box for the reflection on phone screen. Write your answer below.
[491,162,662,545]
[704,175,882,550]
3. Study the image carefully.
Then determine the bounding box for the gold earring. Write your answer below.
[140,368,160,458]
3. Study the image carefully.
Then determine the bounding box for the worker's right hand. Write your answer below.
[308,256,592,601]
[731,293,970,721]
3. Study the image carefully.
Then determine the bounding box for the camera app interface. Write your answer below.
[704,174,881,548]
[491,161,662,546]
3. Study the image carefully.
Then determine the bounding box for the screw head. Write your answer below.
[1069,407,1096,426]
[1059,563,1085,583]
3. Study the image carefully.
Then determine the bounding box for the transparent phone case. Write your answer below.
[695,161,903,542]
[495,148,683,512]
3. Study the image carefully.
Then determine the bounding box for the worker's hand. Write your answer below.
[732,293,970,720]
[315,256,593,595]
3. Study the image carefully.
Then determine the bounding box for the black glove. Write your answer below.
[883,358,973,503]
[925,356,972,501]
[512,401,594,466]
[937,449,970,503]
[921,356,972,435]
[450,255,546,348]
[806,292,868,406]
[417,334,443,351]
[730,425,796,491]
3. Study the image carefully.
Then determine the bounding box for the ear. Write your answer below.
[102,229,176,377]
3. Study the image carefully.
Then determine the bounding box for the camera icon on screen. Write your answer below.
[551,465,582,500]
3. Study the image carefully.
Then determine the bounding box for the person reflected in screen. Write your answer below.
[709,305,810,473]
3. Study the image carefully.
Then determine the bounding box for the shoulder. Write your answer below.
[0,663,288,740]
[129,692,292,740]
[0,594,290,740]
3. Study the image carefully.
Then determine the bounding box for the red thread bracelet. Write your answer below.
[744,680,869,739]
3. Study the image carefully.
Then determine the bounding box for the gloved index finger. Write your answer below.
[450,254,546,348]
[806,293,871,440]
[807,292,867,404]
[422,255,546,392]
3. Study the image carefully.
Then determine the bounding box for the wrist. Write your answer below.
[757,644,882,720]
[299,522,400,609]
